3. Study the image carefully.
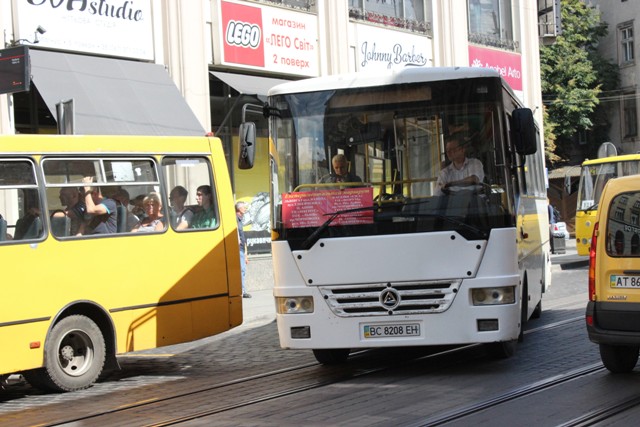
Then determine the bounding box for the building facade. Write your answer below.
[0,0,544,253]
[590,0,639,155]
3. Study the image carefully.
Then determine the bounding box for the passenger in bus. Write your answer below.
[131,192,165,233]
[319,154,362,184]
[169,185,194,230]
[112,188,140,231]
[190,185,217,229]
[81,177,118,235]
[13,207,42,240]
[130,194,147,219]
[435,135,484,195]
[55,187,86,235]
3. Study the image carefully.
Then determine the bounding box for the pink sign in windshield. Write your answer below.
[282,187,374,229]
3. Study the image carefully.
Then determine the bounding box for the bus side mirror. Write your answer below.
[238,122,256,170]
[511,108,537,155]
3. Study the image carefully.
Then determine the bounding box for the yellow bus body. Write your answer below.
[575,210,597,256]
[0,135,242,387]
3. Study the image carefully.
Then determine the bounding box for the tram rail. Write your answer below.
[28,316,586,427]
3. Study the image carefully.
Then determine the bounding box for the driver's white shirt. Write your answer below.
[435,157,484,195]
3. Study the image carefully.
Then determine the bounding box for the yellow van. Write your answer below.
[586,174,640,373]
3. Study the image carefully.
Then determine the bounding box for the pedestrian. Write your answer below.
[236,201,251,298]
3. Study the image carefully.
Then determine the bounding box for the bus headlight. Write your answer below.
[471,286,516,305]
[276,296,314,314]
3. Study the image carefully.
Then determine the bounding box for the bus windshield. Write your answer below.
[270,78,515,248]
[577,159,640,212]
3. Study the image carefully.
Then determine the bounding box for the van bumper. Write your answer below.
[587,301,640,346]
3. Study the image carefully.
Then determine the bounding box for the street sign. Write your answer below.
[0,46,30,95]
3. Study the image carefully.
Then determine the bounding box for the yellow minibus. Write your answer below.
[586,174,640,373]
[0,135,242,392]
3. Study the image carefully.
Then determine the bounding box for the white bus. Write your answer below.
[240,67,551,363]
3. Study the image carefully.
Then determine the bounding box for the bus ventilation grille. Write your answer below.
[318,280,461,317]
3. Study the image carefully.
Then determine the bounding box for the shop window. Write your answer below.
[468,0,516,51]
[349,0,432,34]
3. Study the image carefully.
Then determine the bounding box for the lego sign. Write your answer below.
[469,45,522,91]
[219,0,319,77]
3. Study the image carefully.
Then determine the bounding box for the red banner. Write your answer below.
[282,187,374,228]
[468,45,522,91]
[221,1,265,68]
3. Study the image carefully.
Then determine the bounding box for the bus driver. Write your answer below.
[435,135,484,195]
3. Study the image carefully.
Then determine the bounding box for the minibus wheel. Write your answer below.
[313,349,350,365]
[24,315,106,392]
[599,344,639,373]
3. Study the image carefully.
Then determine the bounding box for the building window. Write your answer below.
[468,0,515,50]
[253,0,317,12]
[623,93,638,138]
[349,0,432,35]
[620,24,635,64]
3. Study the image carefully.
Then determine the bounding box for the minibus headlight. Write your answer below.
[471,287,516,305]
[276,296,314,314]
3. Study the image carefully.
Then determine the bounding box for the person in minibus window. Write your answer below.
[435,134,484,195]
[169,185,194,230]
[132,192,164,233]
[190,185,216,229]
[80,177,117,235]
[55,187,86,235]
[319,154,362,184]
[112,188,139,232]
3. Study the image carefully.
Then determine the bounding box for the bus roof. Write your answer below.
[268,67,503,97]
[581,153,640,166]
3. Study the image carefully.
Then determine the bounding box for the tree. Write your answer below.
[540,0,616,164]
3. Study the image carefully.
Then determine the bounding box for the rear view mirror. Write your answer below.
[238,122,256,169]
[511,108,537,155]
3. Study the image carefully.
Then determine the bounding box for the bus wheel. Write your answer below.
[24,315,106,392]
[600,344,639,373]
[531,300,542,319]
[485,340,517,359]
[313,349,350,365]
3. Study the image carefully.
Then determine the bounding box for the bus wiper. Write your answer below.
[301,205,376,250]
[583,203,598,212]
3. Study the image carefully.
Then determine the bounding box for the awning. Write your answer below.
[210,71,289,101]
[29,50,205,136]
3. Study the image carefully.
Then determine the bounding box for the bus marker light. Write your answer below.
[29,342,40,349]
[477,319,499,331]
[291,326,310,339]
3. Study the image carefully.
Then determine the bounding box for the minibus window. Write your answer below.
[0,159,43,242]
[606,190,640,257]
[161,157,218,231]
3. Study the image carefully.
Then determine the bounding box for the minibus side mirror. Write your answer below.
[238,122,256,170]
[511,108,537,155]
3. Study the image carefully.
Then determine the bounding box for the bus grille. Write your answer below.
[318,280,462,317]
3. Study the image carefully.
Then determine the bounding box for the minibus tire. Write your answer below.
[313,349,350,365]
[25,315,106,392]
[599,344,639,374]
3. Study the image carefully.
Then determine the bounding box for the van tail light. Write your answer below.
[588,222,599,301]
